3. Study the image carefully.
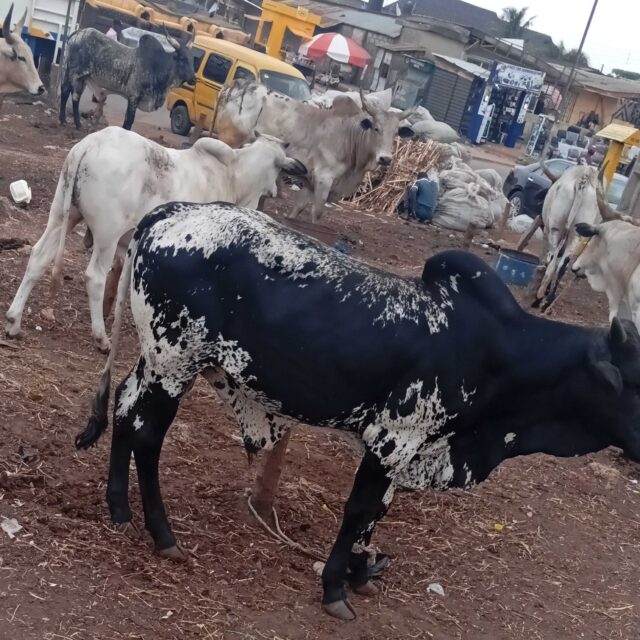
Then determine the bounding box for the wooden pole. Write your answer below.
[250,430,292,524]
[517,215,542,252]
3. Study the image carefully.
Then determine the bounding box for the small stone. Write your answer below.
[427,582,445,596]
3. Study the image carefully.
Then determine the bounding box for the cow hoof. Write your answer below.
[157,543,188,562]
[4,319,21,338]
[351,580,378,596]
[115,521,141,539]
[95,338,111,354]
[322,599,356,620]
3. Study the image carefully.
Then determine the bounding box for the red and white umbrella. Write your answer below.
[299,32,371,68]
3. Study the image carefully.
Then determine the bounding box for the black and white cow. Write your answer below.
[76,202,640,621]
[60,28,195,130]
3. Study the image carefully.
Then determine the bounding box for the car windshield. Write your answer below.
[259,70,311,100]
[608,175,628,209]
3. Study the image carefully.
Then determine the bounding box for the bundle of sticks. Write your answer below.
[347,138,441,214]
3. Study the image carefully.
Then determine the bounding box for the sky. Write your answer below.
[466,0,640,74]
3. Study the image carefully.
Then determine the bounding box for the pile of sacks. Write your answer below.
[428,150,509,231]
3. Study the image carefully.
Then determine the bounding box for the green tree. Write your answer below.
[612,68,640,81]
[550,40,590,68]
[500,6,535,37]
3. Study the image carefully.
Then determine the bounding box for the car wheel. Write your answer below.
[508,191,522,217]
[171,104,192,137]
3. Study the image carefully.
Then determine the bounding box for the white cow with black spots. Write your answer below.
[5,127,306,351]
[76,202,640,621]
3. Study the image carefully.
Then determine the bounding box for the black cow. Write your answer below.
[76,202,640,621]
[59,28,195,130]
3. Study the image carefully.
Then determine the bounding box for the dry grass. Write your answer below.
[348,139,441,214]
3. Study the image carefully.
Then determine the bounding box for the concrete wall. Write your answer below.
[568,90,618,127]
[399,26,466,59]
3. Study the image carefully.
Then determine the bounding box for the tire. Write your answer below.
[508,191,523,218]
[170,104,192,137]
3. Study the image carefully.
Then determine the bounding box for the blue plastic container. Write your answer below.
[494,249,540,287]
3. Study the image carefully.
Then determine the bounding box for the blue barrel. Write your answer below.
[494,249,540,287]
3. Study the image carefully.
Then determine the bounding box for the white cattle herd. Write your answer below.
[3,14,640,623]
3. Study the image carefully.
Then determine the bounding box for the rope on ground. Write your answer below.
[247,495,326,562]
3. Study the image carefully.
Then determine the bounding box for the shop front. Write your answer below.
[468,61,545,148]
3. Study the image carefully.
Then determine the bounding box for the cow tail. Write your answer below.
[50,149,85,296]
[75,232,139,450]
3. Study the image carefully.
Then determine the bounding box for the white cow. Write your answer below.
[215,79,414,221]
[0,4,45,95]
[572,219,640,330]
[5,126,306,351]
[534,163,613,308]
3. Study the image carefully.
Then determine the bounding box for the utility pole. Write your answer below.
[562,0,599,116]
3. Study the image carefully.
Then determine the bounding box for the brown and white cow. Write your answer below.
[214,79,415,222]
[0,4,45,96]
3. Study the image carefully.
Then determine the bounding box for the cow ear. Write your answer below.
[360,117,373,130]
[398,126,414,138]
[610,317,628,346]
[575,222,599,238]
[282,158,307,176]
[592,360,623,396]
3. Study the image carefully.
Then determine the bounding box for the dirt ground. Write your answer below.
[1,100,639,640]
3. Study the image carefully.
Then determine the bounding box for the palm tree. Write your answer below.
[501,6,535,38]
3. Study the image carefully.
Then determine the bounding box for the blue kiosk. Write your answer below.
[468,61,545,148]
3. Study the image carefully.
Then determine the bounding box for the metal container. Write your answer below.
[494,248,539,286]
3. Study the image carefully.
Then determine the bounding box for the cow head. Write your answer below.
[166,31,196,87]
[586,318,640,461]
[0,4,45,95]
[571,222,603,282]
[235,132,307,207]
[358,87,414,166]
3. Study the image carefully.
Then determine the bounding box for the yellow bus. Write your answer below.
[166,34,310,136]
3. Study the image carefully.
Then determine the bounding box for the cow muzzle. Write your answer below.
[378,155,392,167]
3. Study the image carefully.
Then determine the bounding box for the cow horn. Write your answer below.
[398,106,415,121]
[359,83,376,119]
[539,157,559,183]
[162,24,181,50]
[595,166,620,222]
[14,6,26,35]
[3,3,15,45]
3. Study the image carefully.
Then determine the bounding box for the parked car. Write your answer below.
[166,35,311,136]
[503,158,573,217]
[503,159,628,218]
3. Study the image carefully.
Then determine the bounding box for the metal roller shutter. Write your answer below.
[423,68,472,132]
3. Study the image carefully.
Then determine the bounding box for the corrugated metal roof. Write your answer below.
[272,0,402,37]
[549,63,640,98]
[433,53,489,79]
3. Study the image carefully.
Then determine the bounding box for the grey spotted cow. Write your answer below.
[77,202,640,620]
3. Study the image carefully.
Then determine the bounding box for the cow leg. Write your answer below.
[103,244,126,319]
[85,241,119,352]
[71,80,86,129]
[321,451,392,620]
[310,178,332,224]
[108,361,186,555]
[5,218,73,337]
[59,80,72,125]
[123,97,138,131]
